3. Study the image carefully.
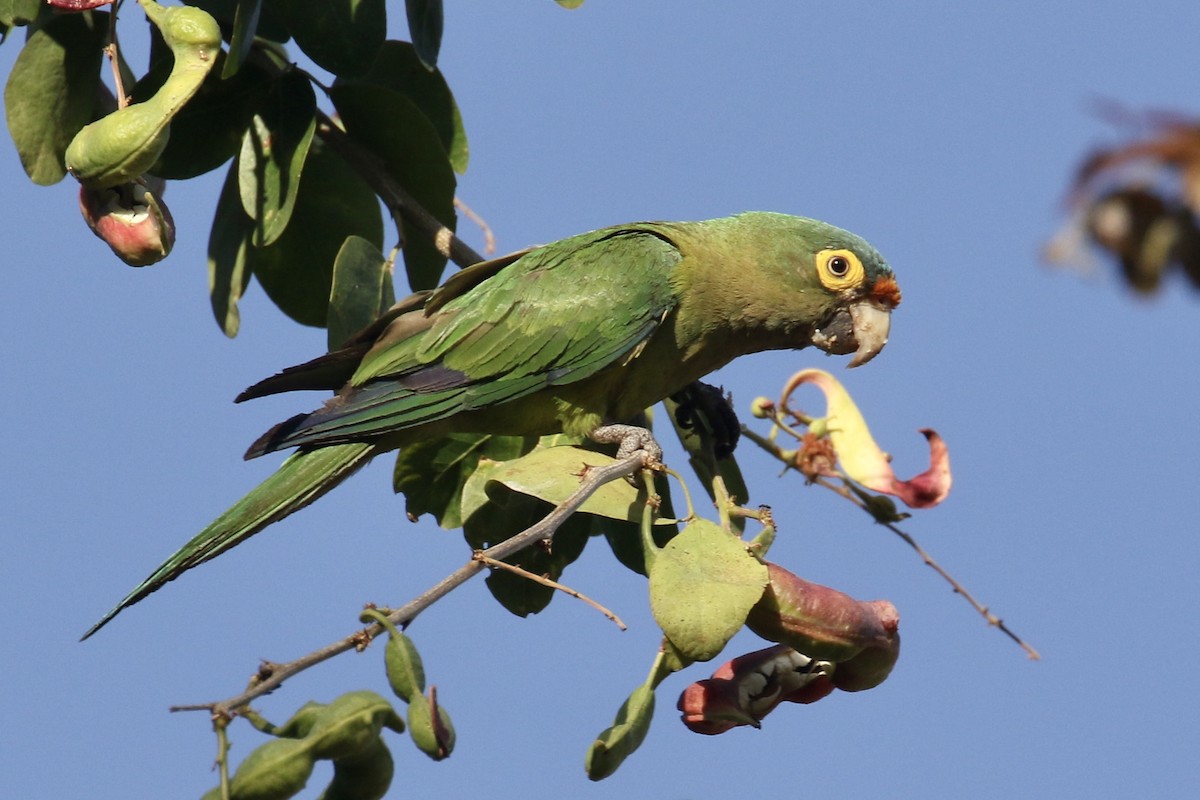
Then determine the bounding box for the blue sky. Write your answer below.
[4,2,1200,798]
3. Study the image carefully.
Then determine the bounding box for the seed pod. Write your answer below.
[273,700,328,740]
[78,178,174,266]
[745,563,896,663]
[677,644,835,735]
[830,600,901,692]
[307,691,404,761]
[407,688,456,761]
[224,737,315,800]
[318,736,395,800]
[64,0,221,188]
[384,631,425,703]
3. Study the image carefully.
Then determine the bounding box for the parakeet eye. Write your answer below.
[815,248,866,292]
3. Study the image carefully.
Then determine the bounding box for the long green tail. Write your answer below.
[82,443,376,639]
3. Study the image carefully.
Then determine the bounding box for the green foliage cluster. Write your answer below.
[3,0,463,334]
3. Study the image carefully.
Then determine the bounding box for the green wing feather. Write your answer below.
[253,227,683,453]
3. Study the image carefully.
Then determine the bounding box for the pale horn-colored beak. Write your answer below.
[846,301,891,367]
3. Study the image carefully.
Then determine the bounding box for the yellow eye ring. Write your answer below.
[816,248,866,292]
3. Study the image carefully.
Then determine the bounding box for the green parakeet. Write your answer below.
[84,212,900,638]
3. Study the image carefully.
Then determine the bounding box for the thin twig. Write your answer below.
[740,423,1040,660]
[813,476,1041,661]
[474,553,627,630]
[454,198,496,256]
[314,113,485,269]
[171,451,651,718]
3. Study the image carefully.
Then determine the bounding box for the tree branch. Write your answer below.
[314,112,485,269]
[172,450,652,719]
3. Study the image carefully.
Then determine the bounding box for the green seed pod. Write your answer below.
[307,691,403,761]
[585,684,656,780]
[318,737,395,800]
[407,690,456,761]
[383,631,425,703]
[225,737,315,800]
[273,700,328,739]
[64,0,221,188]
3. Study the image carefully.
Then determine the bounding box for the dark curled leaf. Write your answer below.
[393,433,536,529]
[207,161,255,337]
[339,40,468,173]
[251,140,383,327]
[404,0,443,69]
[237,70,317,246]
[330,82,457,290]
[327,236,394,351]
[275,0,386,78]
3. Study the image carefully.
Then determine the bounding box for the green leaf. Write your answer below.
[404,0,442,69]
[556,0,586,7]
[472,501,592,617]
[320,736,395,800]
[393,433,535,529]
[222,0,263,79]
[207,161,255,337]
[252,140,383,327]
[237,70,317,245]
[3,11,105,184]
[339,40,468,173]
[330,82,456,290]
[647,519,768,662]
[226,737,316,800]
[307,691,403,761]
[327,236,394,350]
[190,0,292,42]
[480,445,659,525]
[275,0,386,78]
[0,0,42,27]
[585,685,654,781]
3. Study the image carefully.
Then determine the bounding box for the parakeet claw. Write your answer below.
[590,424,664,466]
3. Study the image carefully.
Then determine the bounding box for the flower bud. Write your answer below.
[78,178,174,266]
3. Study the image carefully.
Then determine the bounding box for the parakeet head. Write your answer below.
[743,213,900,367]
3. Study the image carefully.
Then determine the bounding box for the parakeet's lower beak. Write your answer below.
[811,301,892,367]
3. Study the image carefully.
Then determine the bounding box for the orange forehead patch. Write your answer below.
[870,275,902,308]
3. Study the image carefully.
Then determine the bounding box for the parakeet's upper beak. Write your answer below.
[846,301,891,367]
[811,300,893,367]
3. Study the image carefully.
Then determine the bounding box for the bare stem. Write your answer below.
[814,477,1041,660]
[171,451,651,718]
[475,553,627,630]
[454,198,496,256]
